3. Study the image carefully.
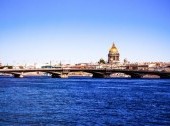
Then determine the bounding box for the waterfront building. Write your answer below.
[108,43,120,64]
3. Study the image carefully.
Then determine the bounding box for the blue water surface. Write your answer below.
[0,76,170,125]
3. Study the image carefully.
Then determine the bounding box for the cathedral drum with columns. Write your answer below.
[108,43,120,64]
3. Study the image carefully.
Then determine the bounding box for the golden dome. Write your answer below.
[109,43,119,54]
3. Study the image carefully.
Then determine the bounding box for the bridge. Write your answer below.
[0,68,170,79]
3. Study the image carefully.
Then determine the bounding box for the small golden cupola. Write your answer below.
[108,42,120,64]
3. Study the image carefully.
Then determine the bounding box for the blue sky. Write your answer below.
[0,0,170,65]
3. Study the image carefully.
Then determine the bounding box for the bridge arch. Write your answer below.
[12,72,24,78]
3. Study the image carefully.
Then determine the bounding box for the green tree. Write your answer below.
[98,58,106,64]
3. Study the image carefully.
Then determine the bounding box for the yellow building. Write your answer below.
[108,43,120,64]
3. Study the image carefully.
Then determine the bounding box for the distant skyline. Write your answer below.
[0,0,170,65]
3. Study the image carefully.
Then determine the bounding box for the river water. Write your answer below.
[0,76,170,125]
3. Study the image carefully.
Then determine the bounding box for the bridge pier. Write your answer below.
[104,74,111,78]
[60,73,68,78]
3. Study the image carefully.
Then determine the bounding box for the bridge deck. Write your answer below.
[0,68,170,78]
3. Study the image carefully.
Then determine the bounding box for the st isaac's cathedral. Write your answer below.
[108,43,120,64]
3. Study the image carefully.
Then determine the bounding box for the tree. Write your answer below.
[98,58,106,64]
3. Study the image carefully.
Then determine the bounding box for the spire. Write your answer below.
[112,42,116,48]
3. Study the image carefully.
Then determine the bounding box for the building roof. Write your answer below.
[109,43,119,54]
